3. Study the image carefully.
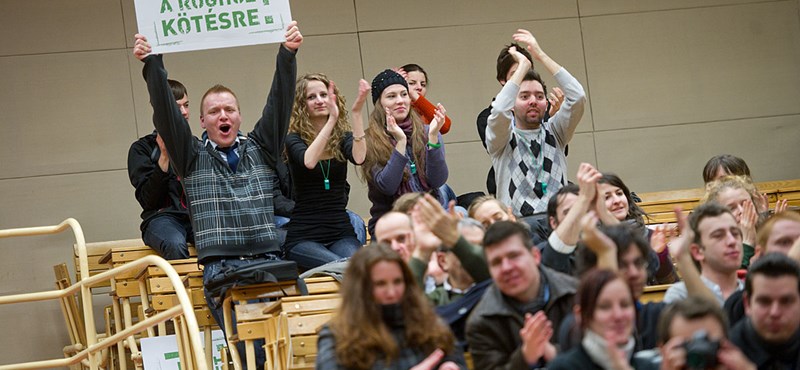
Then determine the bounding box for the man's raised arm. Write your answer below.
[250,21,302,169]
[134,34,195,178]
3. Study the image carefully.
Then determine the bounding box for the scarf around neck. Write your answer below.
[582,329,635,370]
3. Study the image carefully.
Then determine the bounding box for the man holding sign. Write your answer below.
[133,22,302,366]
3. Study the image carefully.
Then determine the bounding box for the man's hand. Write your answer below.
[351,79,370,113]
[519,311,554,365]
[155,134,170,173]
[133,33,152,61]
[774,198,789,214]
[547,87,565,117]
[512,29,546,61]
[669,208,694,260]
[410,349,444,370]
[412,195,460,248]
[283,20,303,51]
[576,162,601,203]
[507,46,532,73]
[580,211,619,270]
[717,340,756,370]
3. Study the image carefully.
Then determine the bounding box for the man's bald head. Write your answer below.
[375,212,416,261]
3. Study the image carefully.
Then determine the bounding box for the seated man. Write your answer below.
[127,79,193,260]
[730,253,800,369]
[663,202,744,305]
[636,296,755,370]
[485,29,586,217]
[476,41,564,197]
[466,220,577,369]
[725,211,800,325]
[468,195,549,245]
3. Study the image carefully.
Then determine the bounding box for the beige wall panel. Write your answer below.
[445,141,494,196]
[296,34,364,105]
[129,33,362,136]
[0,50,138,179]
[346,165,371,219]
[578,0,774,16]
[122,0,357,48]
[0,170,141,363]
[564,132,598,182]
[0,0,125,56]
[358,19,593,145]
[354,0,578,31]
[291,0,358,35]
[593,115,800,193]
[583,2,800,131]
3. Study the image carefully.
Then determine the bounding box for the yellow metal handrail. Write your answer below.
[0,219,207,370]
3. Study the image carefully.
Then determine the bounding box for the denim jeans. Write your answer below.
[142,215,193,260]
[285,237,361,270]
[202,254,281,369]
[346,209,367,245]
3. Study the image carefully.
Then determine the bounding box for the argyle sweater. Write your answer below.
[142,46,296,263]
[485,68,585,217]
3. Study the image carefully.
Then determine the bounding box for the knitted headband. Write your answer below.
[371,69,408,103]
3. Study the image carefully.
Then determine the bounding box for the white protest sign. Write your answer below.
[134,0,292,54]
[141,329,227,370]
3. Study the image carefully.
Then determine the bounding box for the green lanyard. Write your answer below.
[514,127,547,195]
[320,159,331,190]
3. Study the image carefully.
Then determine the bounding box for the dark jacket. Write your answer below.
[730,317,800,370]
[127,131,190,231]
[466,265,578,370]
[547,343,651,370]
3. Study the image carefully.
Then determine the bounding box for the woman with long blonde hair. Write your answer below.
[316,243,463,369]
[283,73,368,269]
[360,69,449,237]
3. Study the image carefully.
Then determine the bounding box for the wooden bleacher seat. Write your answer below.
[222,276,341,370]
[640,284,671,304]
[637,179,800,224]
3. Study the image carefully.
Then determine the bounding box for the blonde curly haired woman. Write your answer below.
[283,74,369,269]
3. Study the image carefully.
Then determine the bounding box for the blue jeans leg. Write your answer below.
[347,210,367,245]
[328,237,362,259]
[285,241,344,270]
[142,215,191,260]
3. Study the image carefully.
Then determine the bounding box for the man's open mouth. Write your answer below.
[220,124,232,134]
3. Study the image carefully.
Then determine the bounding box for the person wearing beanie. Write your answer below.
[360,69,449,238]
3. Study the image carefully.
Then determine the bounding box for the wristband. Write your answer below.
[427,141,441,149]
[353,134,366,142]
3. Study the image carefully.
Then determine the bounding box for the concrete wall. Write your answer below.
[1,0,799,363]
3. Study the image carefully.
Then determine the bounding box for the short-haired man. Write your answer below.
[642,296,755,370]
[127,79,193,260]
[730,253,800,369]
[133,21,304,354]
[484,29,586,217]
[663,202,744,305]
[476,42,564,196]
[466,220,577,369]
[374,211,417,262]
[468,195,549,245]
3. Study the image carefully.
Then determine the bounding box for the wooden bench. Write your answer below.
[638,179,800,224]
[222,276,341,370]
